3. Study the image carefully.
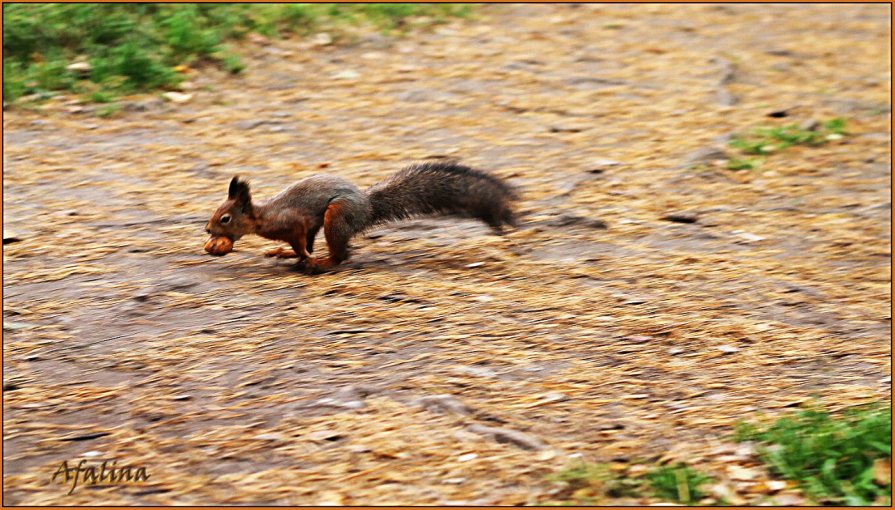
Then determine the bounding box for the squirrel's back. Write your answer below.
[265,174,368,215]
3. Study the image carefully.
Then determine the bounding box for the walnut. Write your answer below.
[204,236,233,256]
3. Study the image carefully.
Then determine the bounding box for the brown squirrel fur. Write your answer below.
[205,161,517,273]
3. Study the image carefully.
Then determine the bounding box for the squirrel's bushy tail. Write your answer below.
[365,161,517,231]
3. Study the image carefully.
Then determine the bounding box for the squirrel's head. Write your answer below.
[205,176,258,241]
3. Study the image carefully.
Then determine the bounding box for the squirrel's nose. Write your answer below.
[205,227,212,234]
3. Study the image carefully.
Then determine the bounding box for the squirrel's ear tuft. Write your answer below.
[228,176,251,203]
[228,176,241,197]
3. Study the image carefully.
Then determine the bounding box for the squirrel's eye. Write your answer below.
[220,214,232,225]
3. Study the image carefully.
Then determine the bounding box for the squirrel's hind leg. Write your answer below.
[300,199,357,274]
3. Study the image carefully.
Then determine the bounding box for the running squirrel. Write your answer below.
[204,161,517,274]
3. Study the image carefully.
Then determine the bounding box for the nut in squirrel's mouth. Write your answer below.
[204,235,234,256]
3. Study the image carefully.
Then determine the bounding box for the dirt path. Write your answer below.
[3,4,890,505]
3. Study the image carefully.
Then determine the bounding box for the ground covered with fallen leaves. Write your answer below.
[3,4,891,505]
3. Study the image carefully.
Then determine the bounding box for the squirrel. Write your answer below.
[204,161,517,273]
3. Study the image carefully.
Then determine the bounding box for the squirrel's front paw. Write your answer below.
[265,247,298,258]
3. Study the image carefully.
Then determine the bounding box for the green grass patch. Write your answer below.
[736,404,891,505]
[727,157,761,171]
[96,103,121,118]
[542,461,713,505]
[3,3,475,103]
[3,60,27,101]
[728,118,848,158]
[646,464,714,504]
[823,117,848,135]
[220,52,245,75]
[89,90,115,103]
[355,3,472,32]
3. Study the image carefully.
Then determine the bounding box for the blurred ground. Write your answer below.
[2,3,891,505]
